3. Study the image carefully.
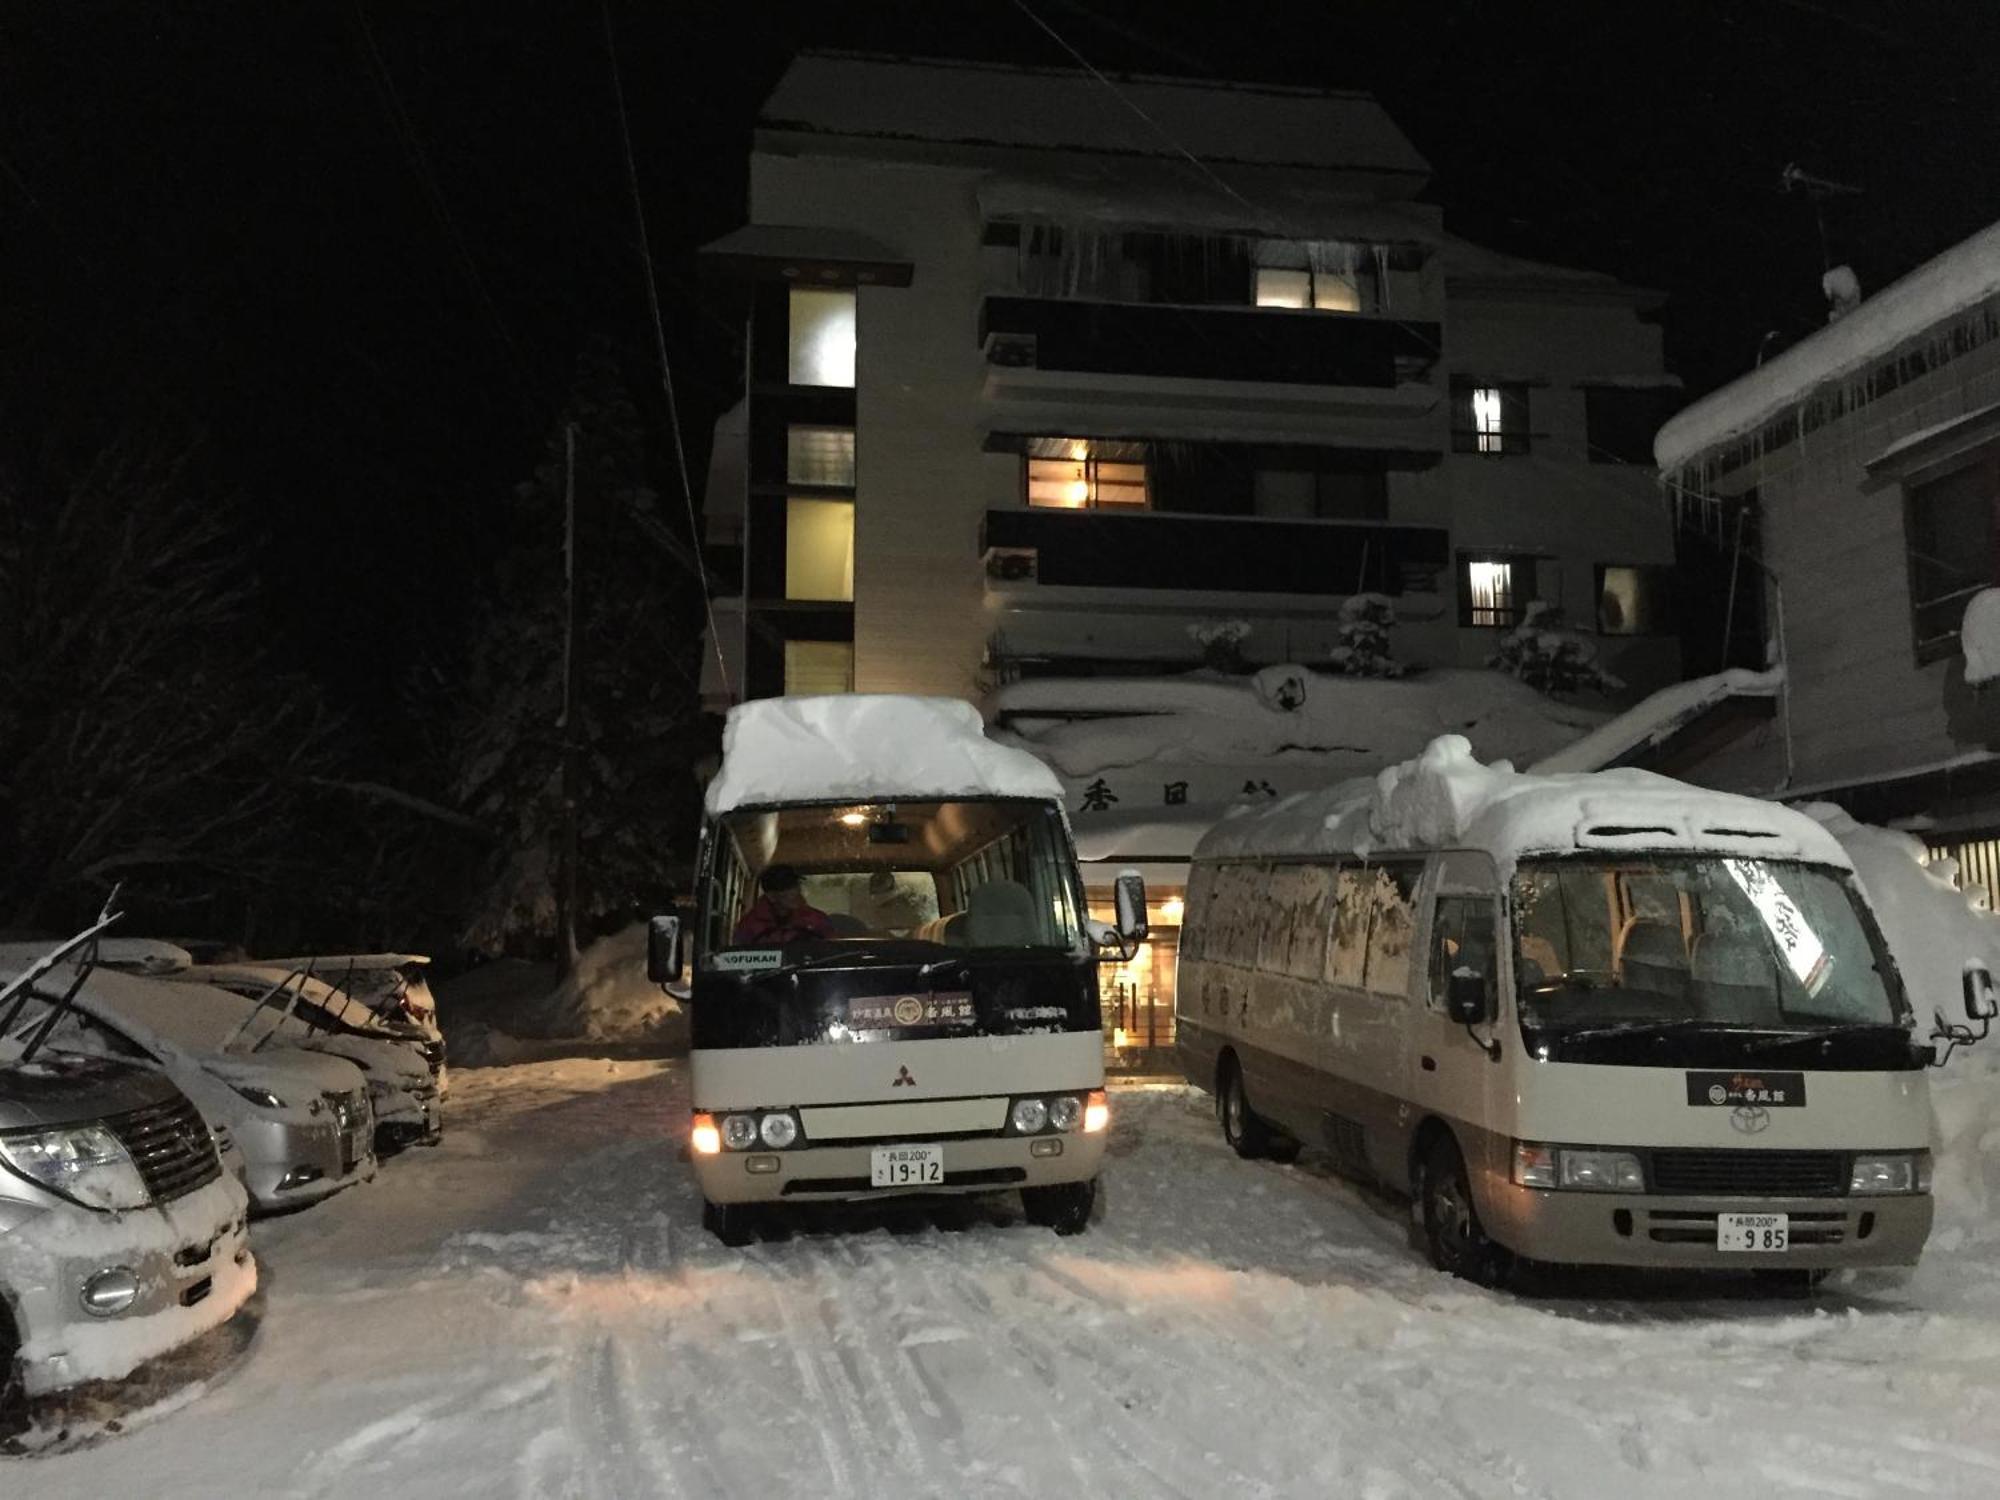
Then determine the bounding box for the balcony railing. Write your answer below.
[979,296,1439,389]
[981,507,1447,597]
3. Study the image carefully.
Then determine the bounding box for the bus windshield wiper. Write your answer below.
[1741,1022,1906,1053]
[1546,1017,1741,1044]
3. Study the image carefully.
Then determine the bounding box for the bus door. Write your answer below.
[1413,850,1506,1135]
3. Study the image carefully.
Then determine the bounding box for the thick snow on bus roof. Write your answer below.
[1196,734,1852,870]
[704,695,1064,815]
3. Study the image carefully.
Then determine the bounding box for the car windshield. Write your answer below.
[701,798,1085,966]
[1513,856,1905,1033]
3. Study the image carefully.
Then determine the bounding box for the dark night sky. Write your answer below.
[5,1,1998,720]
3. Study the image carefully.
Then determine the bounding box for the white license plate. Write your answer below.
[870,1144,944,1188]
[1717,1212,1789,1252]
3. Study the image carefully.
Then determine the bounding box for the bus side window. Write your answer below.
[1363,864,1421,999]
[1328,864,1370,988]
[1430,896,1498,1013]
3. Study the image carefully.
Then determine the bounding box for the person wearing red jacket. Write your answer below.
[731,864,835,945]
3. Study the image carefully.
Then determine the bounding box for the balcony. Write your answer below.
[980,507,1448,599]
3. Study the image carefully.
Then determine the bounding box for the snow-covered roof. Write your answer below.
[1528,667,1783,775]
[1656,218,2000,472]
[705,695,1064,815]
[1196,734,1851,870]
[760,53,1430,185]
[976,173,1441,245]
[1072,805,1231,864]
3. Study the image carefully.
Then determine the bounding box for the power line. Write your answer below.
[600,0,733,704]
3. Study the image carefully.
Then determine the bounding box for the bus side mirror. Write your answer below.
[1445,969,1491,1025]
[1113,870,1149,946]
[647,914,685,984]
[1965,962,1999,1023]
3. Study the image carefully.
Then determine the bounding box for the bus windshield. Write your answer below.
[700,798,1086,966]
[1512,856,1906,1033]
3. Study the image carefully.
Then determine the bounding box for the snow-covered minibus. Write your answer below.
[1176,736,1988,1284]
[648,696,1143,1244]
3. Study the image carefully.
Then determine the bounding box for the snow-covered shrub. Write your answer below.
[1327,593,1408,678]
[1251,664,1309,712]
[1961,589,2000,686]
[1488,602,1623,697]
[1187,618,1253,673]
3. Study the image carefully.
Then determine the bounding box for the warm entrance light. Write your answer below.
[839,812,868,826]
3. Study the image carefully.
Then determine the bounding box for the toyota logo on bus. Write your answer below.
[1730,1104,1772,1135]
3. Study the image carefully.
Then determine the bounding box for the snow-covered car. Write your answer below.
[0,953,375,1215]
[1,1052,254,1420]
[260,955,447,1092]
[180,966,442,1152]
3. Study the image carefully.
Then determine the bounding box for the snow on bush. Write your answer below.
[1801,803,2000,1242]
[1961,588,2000,687]
[1186,618,1252,673]
[1488,602,1623,697]
[1327,593,1408,678]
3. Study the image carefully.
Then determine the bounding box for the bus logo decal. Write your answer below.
[893,997,924,1026]
[1731,1105,1772,1134]
[893,1065,916,1087]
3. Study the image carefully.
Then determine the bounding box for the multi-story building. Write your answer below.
[698,51,1686,1070]
[1654,218,2000,895]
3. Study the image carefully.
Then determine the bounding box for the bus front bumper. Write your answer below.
[694,1132,1107,1205]
[1478,1177,1933,1270]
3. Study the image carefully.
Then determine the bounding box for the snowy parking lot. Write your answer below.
[18,1056,2000,1498]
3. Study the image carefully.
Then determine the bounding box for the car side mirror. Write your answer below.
[1445,968,1490,1026]
[1113,870,1148,946]
[646,914,685,984]
[1965,962,1999,1023]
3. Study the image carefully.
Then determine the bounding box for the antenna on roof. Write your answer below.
[1780,162,1862,272]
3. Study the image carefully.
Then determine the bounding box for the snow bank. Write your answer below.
[1800,803,2000,1241]
[1199,734,1843,869]
[439,929,688,1061]
[705,695,1062,814]
[1656,218,2000,471]
[995,667,1604,781]
[1529,666,1783,774]
[1962,589,2000,687]
[539,925,687,1044]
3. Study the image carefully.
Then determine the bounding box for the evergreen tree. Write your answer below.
[1327,593,1408,678]
[1488,602,1623,697]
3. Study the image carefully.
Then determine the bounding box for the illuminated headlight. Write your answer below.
[721,1114,759,1151]
[759,1112,799,1149]
[1010,1098,1049,1134]
[1513,1143,1644,1193]
[0,1124,152,1211]
[1082,1091,1109,1134]
[1047,1095,1083,1133]
[690,1115,721,1155]
[1850,1152,1929,1195]
[80,1267,141,1317]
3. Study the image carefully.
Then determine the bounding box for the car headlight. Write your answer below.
[759,1112,798,1149]
[1010,1098,1049,1134]
[1512,1143,1644,1192]
[721,1114,759,1151]
[1047,1095,1083,1132]
[0,1124,152,1211]
[231,1084,287,1110]
[1851,1152,1929,1195]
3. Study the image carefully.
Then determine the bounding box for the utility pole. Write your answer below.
[556,422,581,975]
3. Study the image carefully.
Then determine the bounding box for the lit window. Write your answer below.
[1454,382,1529,455]
[1254,268,1312,309]
[786,425,855,487]
[788,288,856,388]
[785,497,854,601]
[1472,388,1504,453]
[783,640,854,695]
[1025,439,1148,509]
[1466,559,1515,627]
[1597,565,1675,636]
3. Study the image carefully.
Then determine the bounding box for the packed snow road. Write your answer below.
[19,1057,2000,1498]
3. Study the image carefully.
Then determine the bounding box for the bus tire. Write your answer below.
[1419,1134,1511,1286]
[0,1298,23,1439]
[702,1199,756,1248]
[1752,1268,1828,1296]
[1022,1178,1095,1235]
[1219,1056,1274,1160]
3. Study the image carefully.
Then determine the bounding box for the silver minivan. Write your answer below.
[2,1052,255,1420]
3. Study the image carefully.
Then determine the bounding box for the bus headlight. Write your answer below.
[1513,1142,1643,1192]
[1010,1099,1049,1134]
[1047,1095,1082,1133]
[759,1112,799,1149]
[690,1115,722,1155]
[721,1114,760,1151]
[1850,1152,1929,1194]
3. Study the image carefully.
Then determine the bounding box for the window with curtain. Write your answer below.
[785,497,854,601]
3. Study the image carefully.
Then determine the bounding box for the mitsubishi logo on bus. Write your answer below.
[892,1065,916,1088]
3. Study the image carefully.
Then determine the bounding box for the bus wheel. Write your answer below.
[1752,1268,1828,1297]
[1419,1135,1511,1286]
[702,1199,756,1248]
[1219,1058,1274,1160]
[0,1302,23,1439]
[1023,1179,1095,1235]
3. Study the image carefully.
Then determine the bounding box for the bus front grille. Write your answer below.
[1648,1149,1848,1198]
[780,1167,1028,1196]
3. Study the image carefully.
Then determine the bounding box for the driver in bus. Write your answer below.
[732,864,836,946]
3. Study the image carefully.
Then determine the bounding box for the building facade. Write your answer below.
[1654,219,2000,898]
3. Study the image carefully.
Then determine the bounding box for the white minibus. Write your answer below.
[1176,738,1989,1283]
